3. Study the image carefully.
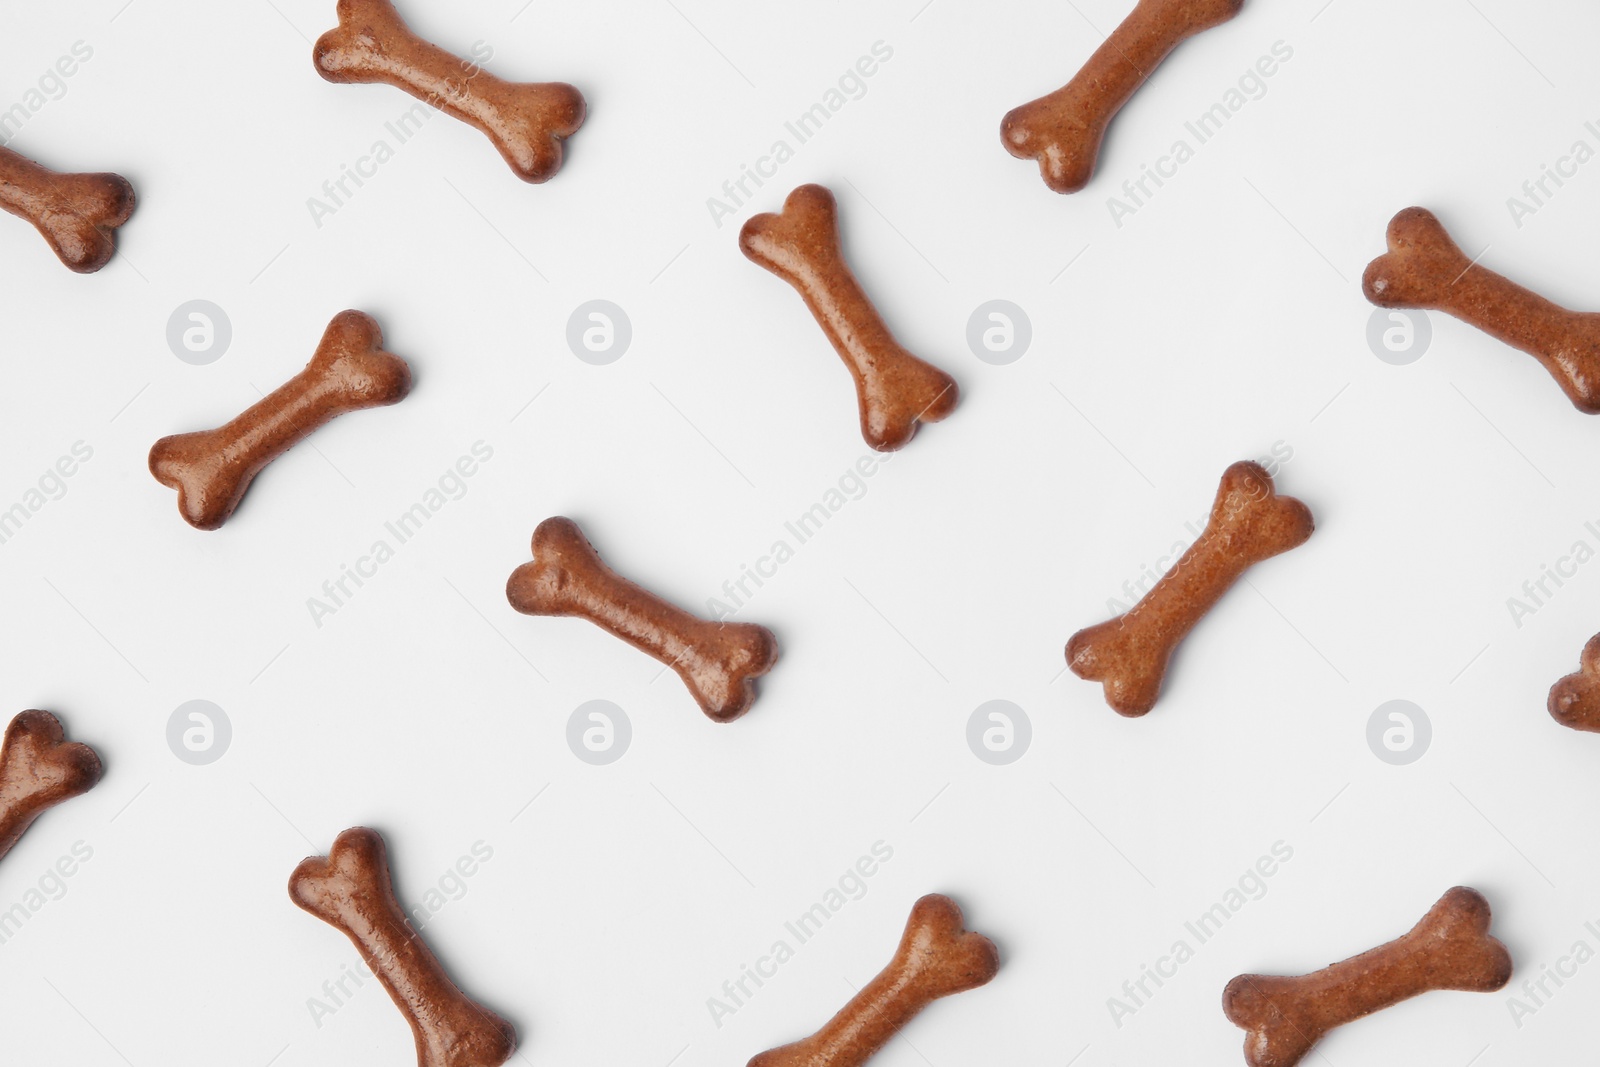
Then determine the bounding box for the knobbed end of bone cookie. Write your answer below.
[312,0,411,81]
[1168,0,1249,33]
[857,364,953,454]
[1209,461,1314,557]
[491,83,588,184]
[1412,887,1513,991]
[311,309,413,405]
[1220,974,1318,1067]
[38,171,136,274]
[0,710,102,860]
[2,710,103,806]
[147,435,237,532]
[0,151,138,274]
[999,103,1101,195]
[738,183,842,279]
[861,365,959,453]
[505,516,604,617]
[898,893,1001,999]
[288,825,392,917]
[1549,633,1600,731]
[1065,619,1165,717]
[1361,206,1471,309]
[685,623,781,723]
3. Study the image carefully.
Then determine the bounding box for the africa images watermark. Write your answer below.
[0,840,94,947]
[0,41,96,147]
[1503,517,1600,629]
[0,441,94,548]
[1106,40,1294,228]
[1505,119,1600,230]
[306,40,494,228]
[705,451,894,620]
[306,441,494,627]
[1505,917,1600,1029]
[704,40,895,229]
[706,840,894,1028]
[1106,840,1293,1028]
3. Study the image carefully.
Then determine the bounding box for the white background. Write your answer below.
[1,0,1598,1064]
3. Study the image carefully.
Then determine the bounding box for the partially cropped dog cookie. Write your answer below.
[1001,0,1245,193]
[1548,632,1600,731]
[0,710,101,862]
[1067,460,1312,716]
[1364,207,1600,413]
[0,146,134,273]
[290,827,516,1067]
[1224,887,1511,1067]
[740,184,958,451]
[748,894,998,1067]
[507,517,778,721]
[149,310,411,530]
[315,0,585,182]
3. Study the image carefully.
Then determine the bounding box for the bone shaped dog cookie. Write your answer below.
[290,827,516,1067]
[1067,460,1312,716]
[0,146,134,273]
[1547,632,1600,731]
[149,310,411,530]
[1001,0,1245,194]
[748,894,998,1067]
[315,0,585,183]
[507,517,778,721]
[1364,207,1600,412]
[740,184,958,451]
[1223,887,1512,1067]
[0,710,102,863]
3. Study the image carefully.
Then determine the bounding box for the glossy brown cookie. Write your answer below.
[149,310,411,530]
[290,827,516,1067]
[0,146,134,273]
[0,710,102,862]
[740,184,958,451]
[506,517,778,721]
[748,894,998,1067]
[1364,207,1600,413]
[1001,0,1245,194]
[315,0,585,183]
[1547,632,1600,731]
[1224,887,1511,1067]
[1067,460,1312,716]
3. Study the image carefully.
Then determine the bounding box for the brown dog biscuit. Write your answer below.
[0,710,102,863]
[314,0,585,183]
[506,517,778,722]
[1223,887,1512,1067]
[290,827,516,1067]
[149,310,411,530]
[1001,0,1245,194]
[740,184,958,451]
[1547,632,1600,731]
[1067,461,1312,716]
[1364,207,1600,413]
[748,894,998,1067]
[0,146,134,273]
